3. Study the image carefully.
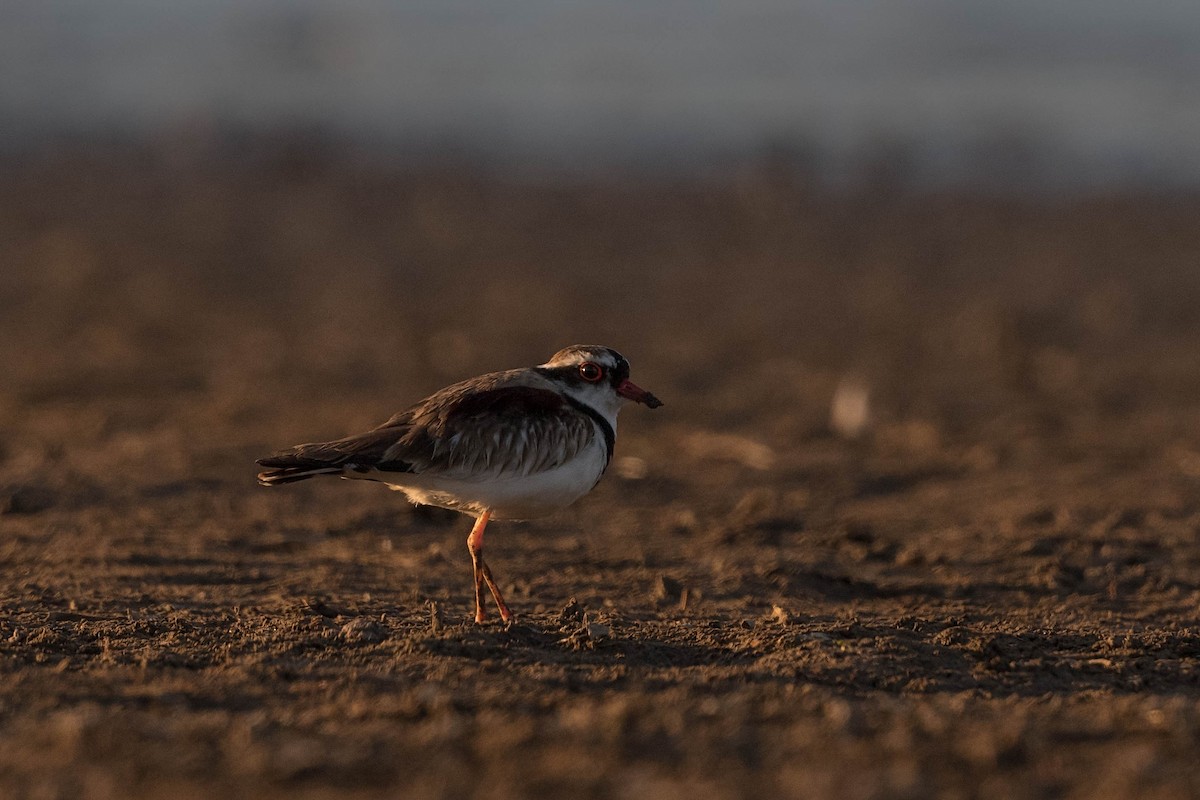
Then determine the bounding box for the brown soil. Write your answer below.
[4,150,1200,799]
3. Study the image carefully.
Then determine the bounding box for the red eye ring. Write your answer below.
[579,362,604,382]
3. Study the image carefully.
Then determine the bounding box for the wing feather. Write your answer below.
[260,373,598,481]
[377,380,595,480]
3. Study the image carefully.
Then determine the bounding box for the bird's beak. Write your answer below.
[617,379,663,408]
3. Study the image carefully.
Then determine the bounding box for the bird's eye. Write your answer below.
[579,362,604,382]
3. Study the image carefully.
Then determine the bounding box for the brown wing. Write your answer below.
[378,384,597,479]
[259,379,596,481]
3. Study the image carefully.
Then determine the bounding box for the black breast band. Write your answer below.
[562,396,615,468]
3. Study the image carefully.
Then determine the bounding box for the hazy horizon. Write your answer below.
[5,1,1200,187]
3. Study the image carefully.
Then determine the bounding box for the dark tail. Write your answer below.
[256,463,344,486]
[257,427,404,486]
[256,450,348,486]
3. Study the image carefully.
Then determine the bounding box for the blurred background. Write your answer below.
[5,0,1200,505]
[6,1,1200,187]
[4,0,1200,454]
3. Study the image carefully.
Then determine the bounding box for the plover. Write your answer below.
[257,345,663,623]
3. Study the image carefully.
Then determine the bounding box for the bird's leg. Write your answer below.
[479,560,512,624]
[467,511,490,623]
[466,509,512,624]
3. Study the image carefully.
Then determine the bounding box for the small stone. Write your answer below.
[932,626,973,647]
[586,621,610,641]
[339,617,388,644]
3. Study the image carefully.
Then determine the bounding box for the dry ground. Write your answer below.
[4,148,1200,798]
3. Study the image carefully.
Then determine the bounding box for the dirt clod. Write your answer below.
[338,618,388,644]
[585,621,611,641]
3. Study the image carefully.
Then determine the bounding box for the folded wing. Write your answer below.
[257,383,596,485]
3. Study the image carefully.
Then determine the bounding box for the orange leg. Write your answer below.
[466,509,512,624]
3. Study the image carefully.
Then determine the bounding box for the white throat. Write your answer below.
[559,383,624,433]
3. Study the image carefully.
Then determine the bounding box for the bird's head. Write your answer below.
[538,344,663,417]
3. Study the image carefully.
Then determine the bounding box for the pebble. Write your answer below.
[339,617,388,644]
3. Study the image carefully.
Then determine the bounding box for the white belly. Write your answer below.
[373,438,609,520]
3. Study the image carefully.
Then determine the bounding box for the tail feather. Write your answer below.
[256,446,346,485]
[257,427,404,487]
[256,464,344,486]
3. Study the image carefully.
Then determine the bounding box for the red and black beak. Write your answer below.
[616,379,663,408]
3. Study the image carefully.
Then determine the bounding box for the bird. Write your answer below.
[256,344,663,624]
